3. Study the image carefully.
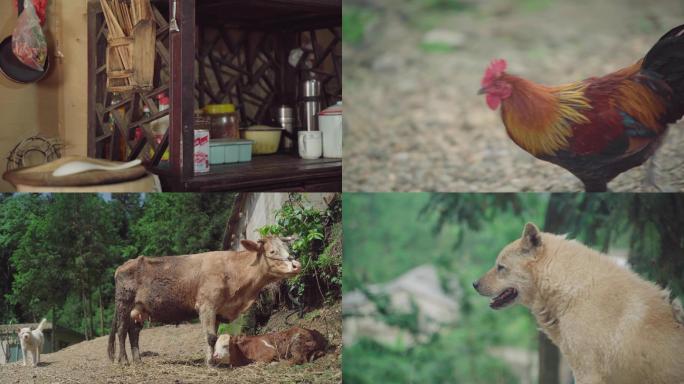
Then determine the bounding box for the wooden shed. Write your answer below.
[0,322,85,364]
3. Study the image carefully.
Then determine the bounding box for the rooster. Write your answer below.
[479,25,684,191]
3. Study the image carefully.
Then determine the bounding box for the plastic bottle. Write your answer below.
[141,106,153,158]
[152,93,170,161]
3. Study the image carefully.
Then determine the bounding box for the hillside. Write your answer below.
[0,303,341,384]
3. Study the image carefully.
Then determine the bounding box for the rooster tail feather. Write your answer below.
[642,24,684,124]
[655,24,684,42]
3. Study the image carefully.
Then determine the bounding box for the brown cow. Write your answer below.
[211,327,328,366]
[107,236,300,366]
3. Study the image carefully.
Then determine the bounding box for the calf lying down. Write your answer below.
[212,327,328,366]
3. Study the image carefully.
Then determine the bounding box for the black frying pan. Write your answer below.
[0,0,49,84]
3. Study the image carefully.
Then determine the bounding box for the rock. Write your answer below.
[393,152,410,162]
[422,29,466,49]
[343,265,462,348]
[371,54,405,72]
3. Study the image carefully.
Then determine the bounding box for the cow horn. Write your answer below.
[255,239,265,259]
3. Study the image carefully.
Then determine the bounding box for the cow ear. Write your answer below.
[241,240,260,253]
[280,235,298,242]
[520,222,542,252]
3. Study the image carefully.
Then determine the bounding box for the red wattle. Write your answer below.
[486,94,501,110]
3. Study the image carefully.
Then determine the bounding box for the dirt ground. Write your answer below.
[344,0,684,192]
[0,303,341,384]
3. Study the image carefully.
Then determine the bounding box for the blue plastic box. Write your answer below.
[209,139,253,165]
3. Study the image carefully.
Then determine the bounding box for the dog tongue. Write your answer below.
[490,288,516,309]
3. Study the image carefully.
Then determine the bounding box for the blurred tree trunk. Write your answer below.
[81,290,89,340]
[51,306,56,352]
[538,194,565,384]
[98,287,104,336]
[222,193,250,250]
[539,332,560,384]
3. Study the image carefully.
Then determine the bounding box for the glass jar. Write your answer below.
[193,110,211,131]
[204,104,239,139]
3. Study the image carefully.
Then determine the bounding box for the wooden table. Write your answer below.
[157,154,341,192]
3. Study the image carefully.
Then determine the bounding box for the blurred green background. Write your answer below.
[342,193,684,384]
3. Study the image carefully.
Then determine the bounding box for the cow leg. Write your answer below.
[199,308,218,367]
[116,310,130,364]
[128,322,143,362]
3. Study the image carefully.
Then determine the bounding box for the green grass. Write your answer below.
[406,1,471,31]
[519,0,553,12]
[218,315,246,335]
[304,309,322,321]
[420,41,457,54]
[343,6,376,45]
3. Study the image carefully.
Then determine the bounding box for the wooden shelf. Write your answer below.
[195,0,341,30]
[89,0,342,192]
[157,154,341,192]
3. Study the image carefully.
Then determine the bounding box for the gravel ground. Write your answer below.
[0,303,341,384]
[343,0,684,192]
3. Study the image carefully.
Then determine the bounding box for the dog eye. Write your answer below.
[497,264,506,272]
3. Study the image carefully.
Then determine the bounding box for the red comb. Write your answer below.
[482,59,507,87]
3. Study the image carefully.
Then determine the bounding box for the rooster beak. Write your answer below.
[477,87,486,95]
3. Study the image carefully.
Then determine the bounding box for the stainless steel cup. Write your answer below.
[301,79,321,131]
[277,105,295,149]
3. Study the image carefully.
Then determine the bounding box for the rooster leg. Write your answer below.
[582,179,608,192]
[642,156,662,191]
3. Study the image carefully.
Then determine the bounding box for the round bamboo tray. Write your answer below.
[3,156,159,192]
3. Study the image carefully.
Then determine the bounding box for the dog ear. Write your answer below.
[521,222,542,251]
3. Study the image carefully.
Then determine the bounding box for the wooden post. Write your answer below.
[169,0,196,184]
[87,1,97,158]
[539,332,560,384]
[539,194,566,384]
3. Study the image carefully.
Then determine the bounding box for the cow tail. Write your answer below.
[107,314,117,361]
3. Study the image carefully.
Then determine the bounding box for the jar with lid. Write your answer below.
[193,110,211,131]
[204,104,239,139]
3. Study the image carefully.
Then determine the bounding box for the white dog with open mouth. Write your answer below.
[18,318,46,367]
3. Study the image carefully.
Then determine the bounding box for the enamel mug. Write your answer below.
[298,131,322,159]
[319,101,343,158]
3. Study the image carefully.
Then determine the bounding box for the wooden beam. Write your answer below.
[87,2,98,158]
[169,0,196,180]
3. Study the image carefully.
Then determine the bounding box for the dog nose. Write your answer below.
[472,281,479,290]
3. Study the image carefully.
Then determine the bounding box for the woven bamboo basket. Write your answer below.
[106,36,135,92]
[101,0,156,93]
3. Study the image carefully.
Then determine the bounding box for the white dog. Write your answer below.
[18,318,46,367]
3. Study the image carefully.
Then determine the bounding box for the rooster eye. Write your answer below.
[497,264,506,272]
